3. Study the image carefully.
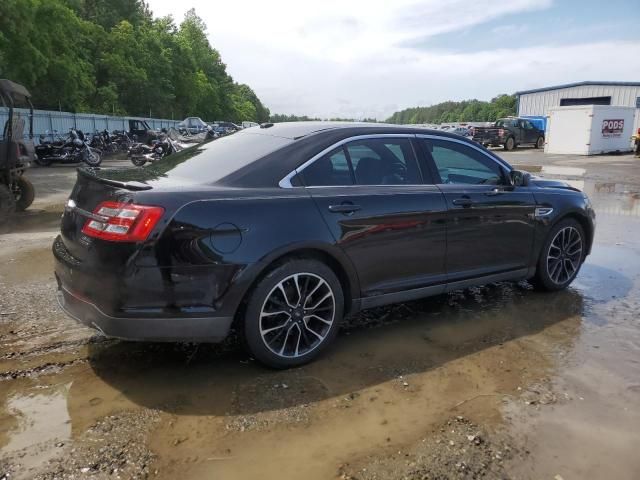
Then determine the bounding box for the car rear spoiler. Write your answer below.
[77,167,153,191]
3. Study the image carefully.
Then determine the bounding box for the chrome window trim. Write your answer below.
[415,134,513,172]
[278,133,417,188]
[278,133,512,188]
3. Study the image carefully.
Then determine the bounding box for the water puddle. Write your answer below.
[0,384,72,472]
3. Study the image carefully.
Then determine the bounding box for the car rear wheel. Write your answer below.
[532,218,585,291]
[534,136,544,149]
[504,137,515,150]
[243,259,344,368]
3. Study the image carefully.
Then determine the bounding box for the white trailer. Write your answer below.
[544,105,636,155]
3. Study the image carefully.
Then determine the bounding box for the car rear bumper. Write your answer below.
[57,284,233,342]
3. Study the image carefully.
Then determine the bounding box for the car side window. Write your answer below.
[302,147,353,186]
[423,139,505,185]
[346,138,421,185]
[522,121,533,130]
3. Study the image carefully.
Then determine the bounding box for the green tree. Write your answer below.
[386,95,517,124]
[0,2,269,121]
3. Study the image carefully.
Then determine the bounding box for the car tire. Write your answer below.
[534,136,544,149]
[34,157,52,167]
[242,258,344,369]
[0,184,16,226]
[531,218,585,291]
[504,137,515,150]
[14,176,35,211]
[131,157,147,167]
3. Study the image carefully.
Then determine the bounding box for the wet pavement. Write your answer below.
[1,151,640,479]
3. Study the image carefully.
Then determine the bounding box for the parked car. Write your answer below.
[214,121,241,133]
[472,117,544,150]
[177,117,209,135]
[54,122,595,368]
[242,121,259,129]
[447,126,472,138]
[208,123,227,136]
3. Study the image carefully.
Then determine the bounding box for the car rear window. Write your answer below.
[139,131,292,183]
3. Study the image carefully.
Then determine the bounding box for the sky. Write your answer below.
[146,0,640,120]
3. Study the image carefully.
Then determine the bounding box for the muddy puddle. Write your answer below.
[1,169,640,479]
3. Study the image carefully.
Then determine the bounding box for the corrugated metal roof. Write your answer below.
[516,81,640,96]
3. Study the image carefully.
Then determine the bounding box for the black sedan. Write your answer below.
[54,122,595,368]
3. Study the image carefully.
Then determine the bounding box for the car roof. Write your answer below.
[246,121,454,140]
[222,122,508,187]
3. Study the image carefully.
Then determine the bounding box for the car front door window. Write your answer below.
[427,141,505,185]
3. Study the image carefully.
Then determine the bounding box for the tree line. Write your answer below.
[270,94,516,125]
[385,94,517,124]
[269,113,378,123]
[0,0,270,123]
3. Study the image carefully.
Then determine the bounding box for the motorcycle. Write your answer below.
[129,134,185,167]
[111,130,134,152]
[35,129,102,167]
[90,130,119,156]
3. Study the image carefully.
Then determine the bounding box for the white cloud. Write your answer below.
[146,0,640,119]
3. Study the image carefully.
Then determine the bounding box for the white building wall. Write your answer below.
[518,85,640,116]
[518,84,640,135]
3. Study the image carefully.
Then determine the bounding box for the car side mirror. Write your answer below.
[510,170,531,187]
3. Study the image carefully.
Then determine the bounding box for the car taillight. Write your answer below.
[81,201,164,242]
[498,129,505,137]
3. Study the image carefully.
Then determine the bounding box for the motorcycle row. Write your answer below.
[34,127,212,168]
[34,129,130,167]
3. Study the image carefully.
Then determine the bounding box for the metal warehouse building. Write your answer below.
[516,81,640,132]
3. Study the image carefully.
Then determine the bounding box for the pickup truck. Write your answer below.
[472,118,544,150]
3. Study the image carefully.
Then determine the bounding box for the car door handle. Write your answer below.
[452,198,474,207]
[328,204,362,214]
[484,188,503,196]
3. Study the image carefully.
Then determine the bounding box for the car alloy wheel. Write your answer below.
[259,272,336,358]
[546,226,582,285]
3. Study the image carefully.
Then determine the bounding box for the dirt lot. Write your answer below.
[1,149,640,479]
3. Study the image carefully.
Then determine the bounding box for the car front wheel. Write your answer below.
[243,259,344,368]
[532,218,585,291]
